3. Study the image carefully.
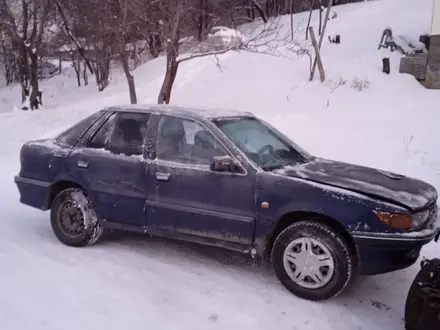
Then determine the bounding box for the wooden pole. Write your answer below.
[309,27,325,82]
[310,0,333,81]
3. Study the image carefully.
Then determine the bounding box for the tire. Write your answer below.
[50,188,103,247]
[405,258,440,330]
[271,221,355,301]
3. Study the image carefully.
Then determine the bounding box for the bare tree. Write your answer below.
[141,0,309,104]
[53,0,94,75]
[156,0,184,104]
[0,37,19,86]
[194,0,214,42]
[0,0,53,109]
[70,49,82,87]
[111,0,138,104]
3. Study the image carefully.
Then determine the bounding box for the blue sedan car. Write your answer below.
[15,104,440,301]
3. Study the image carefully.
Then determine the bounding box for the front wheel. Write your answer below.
[271,221,355,301]
[50,188,103,247]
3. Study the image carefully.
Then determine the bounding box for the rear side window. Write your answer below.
[88,112,150,156]
[88,113,117,149]
[55,111,103,147]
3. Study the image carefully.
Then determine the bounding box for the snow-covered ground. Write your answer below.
[1,0,439,329]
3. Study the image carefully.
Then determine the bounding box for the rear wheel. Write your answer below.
[271,221,355,301]
[50,188,103,247]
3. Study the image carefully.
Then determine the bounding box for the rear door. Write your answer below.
[145,114,256,247]
[68,111,150,226]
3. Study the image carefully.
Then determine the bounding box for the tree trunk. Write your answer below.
[71,53,81,87]
[253,1,268,23]
[20,84,29,110]
[157,57,179,104]
[290,0,294,40]
[17,43,29,104]
[305,0,316,40]
[157,0,183,104]
[318,2,323,35]
[148,34,161,58]
[197,0,207,42]
[119,42,137,104]
[285,0,291,13]
[29,51,40,110]
[266,0,272,17]
[83,60,88,86]
[92,45,112,92]
[133,41,138,69]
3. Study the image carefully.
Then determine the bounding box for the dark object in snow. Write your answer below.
[329,35,341,44]
[405,258,440,330]
[419,34,431,51]
[14,104,440,302]
[30,91,43,110]
[371,300,391,311]
[382,57,390,74]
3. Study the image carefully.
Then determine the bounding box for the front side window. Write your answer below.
[214,117,310,170]
[156,115,227,165]
[88,112,150,156]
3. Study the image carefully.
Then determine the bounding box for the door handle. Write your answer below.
[77,160,89,168]
[156,172,170,181]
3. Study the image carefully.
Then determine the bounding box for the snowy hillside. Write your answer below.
[1,0,440,329]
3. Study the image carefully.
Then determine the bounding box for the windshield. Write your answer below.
[214,117,312,171]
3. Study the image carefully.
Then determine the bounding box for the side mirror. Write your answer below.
[210,156,241,173]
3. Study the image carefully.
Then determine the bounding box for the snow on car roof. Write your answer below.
[104,104,254,120]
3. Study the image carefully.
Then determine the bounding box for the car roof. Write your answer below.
[103,104,254,121]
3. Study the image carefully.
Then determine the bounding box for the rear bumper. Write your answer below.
[14,175,50,210]
[351,215,440,275]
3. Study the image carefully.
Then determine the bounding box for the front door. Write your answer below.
[68,111,150,226]
[146,114,256,247]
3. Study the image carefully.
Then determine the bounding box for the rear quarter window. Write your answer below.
[55,111,104,147]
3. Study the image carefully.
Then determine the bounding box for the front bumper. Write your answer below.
[351,211,440,275]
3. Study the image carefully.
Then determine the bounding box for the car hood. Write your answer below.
[273,158,437,212]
